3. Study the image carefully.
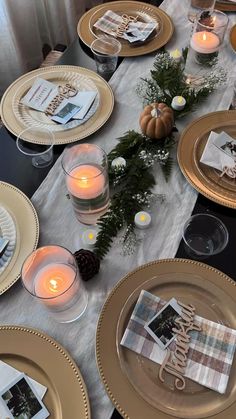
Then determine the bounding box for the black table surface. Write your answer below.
[1,35,236,419]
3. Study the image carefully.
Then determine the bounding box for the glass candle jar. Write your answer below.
[184,10,229,78]
[21,245,88,323]
[62,143,109,225]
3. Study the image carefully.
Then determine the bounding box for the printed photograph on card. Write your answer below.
[213,131,236,159]
[0,373,49,419]
[144,298,182,350]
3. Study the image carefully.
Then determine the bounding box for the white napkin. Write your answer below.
[200,131,235,171]
[0,361,47,417]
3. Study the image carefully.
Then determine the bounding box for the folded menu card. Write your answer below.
[21,78,97,123]
[94,10,157,43]
[0,361,48,417]
[200,131,236,172]
[121,290,236,394]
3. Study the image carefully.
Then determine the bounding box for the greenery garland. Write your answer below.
[93,51,226,260]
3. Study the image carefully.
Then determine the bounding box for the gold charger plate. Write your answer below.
[0,182,39,294]
[0,65,114,145]
[77,1,174,57]
[0,325,90,418]
[216,1,236,12]
[96,258,236,419]
[230,24,236,53]
[177,110,236,209]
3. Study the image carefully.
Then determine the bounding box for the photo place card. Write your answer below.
[200,131,235,171]
[144,298,182,350]
[213,131,236,159]
[0,373,49,419]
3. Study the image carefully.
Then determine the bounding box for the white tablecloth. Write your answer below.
[0,1,236,418]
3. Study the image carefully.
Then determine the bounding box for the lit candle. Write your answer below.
[34,263,77,306]
[170,49,182,62]
[66,164,105,199]
[82,229,97,248]
[190,31,220,54]
[171,96,186,111]
[111,157,126,169]
[134,211,151,229]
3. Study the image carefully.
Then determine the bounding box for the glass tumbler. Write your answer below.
[182,213,229,259]
[91,35,121,81]
[21,245,88,323]
[62,143,109,225]
[16,127,54,168]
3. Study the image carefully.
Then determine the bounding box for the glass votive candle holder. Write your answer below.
[187,0,216,23]
[62,143,109,225]
[21,245,88,323]
[184,10,229,77]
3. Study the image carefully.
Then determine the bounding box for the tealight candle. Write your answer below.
[111,157,126,169]
[134,211,151,229]
[190,31,220,54]
[82,229,97,248]
[171,96,186,111]
[66,164,105,200]
[170,49,182,62]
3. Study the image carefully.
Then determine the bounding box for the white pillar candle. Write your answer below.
[171,96,186,111]
[190,31,220,54]
[81,229,97,248]
[66,164,105,199]
[34,263,76,307]
[170,49,182,62]
[111,157,126,169]
[134,211,151,229]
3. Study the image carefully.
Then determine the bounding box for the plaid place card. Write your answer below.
[93,10,157,42]
[120,290,236,394]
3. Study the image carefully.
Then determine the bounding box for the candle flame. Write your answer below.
[88,233,94,240]
[81,176,88,184]
[49,278,59,292]
[140,214,146,222]
[202,32,207,41]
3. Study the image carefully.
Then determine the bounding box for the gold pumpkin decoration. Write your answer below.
[139,102,174,140]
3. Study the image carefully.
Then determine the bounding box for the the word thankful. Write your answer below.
[159,301,201,390]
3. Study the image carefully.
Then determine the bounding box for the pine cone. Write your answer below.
[74,249,100,281]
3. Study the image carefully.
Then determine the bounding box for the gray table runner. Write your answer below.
[0,0,236,417]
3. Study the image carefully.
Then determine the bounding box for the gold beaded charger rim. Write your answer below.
[0,325,91,418]
[0,65,114,145]
[0,181,39,294]
[96,258,236,419]
[77,1,174,57]
[177,110,236,209]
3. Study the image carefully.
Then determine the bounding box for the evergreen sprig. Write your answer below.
[94,51,226,259]
[137,51,226,119]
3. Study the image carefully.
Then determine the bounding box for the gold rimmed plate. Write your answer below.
[177,110,236,209]
[216,1,236,12]
[96,258,236,419]
[230,24,236,53]
[0,65,114,145]
[77,1,174,57]
[0,182,39,294]
[0,325,90,418]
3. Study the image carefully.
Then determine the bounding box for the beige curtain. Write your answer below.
[0,0,102,96]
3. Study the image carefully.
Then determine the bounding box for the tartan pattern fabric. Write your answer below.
[93,10,157,40]
[120,290,236,394]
